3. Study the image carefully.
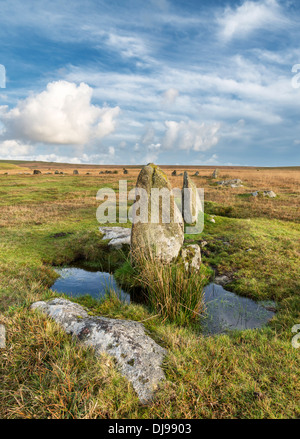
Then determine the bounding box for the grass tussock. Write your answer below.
[127,249,209,326]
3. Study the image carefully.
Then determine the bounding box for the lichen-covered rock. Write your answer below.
[99,226,131,249]
[217,178,243,188]
[181,244,201,271]
[182,171,203,224]
[212,169,219,178]
[251,190,276,198]
[130,163,184,263]
[31,298,166,404]
[263,190,276,198]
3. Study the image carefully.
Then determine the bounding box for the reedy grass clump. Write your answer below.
[129,249,208,326]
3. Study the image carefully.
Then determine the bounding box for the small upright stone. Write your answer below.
[181,244,201,272]
[192,171,199,177]
[33,170,41,175]
[123,168,128,175]
[212,169,219,179]
[131,163,184,263]
[171,170,177,176]
[182,171,203,224]
[73,170,79,175]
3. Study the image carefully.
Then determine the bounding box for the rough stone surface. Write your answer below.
[182,171,203,224]
[251,190,276,198]
[31,298,166,404]
[214,275,230,286]
[131,163,184,263]
[33,170,41,175]
[0,324,5,348]
[181,244,201,271]
[73,170,79,175]
[263,190,276,198]
[171,170,177,176]
[212,169,219,178]
[99,227,131,249]
[192,171,199,177]
[217,179,243,188]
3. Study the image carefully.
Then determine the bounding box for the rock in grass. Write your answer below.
[182,171,203,224]
[181,244,201,271]
[263,190,276,198]
[217,179,243,188]
[212,169,219,178]
[251,190,276,198]
[31,298,166,404]
[99,226,131,249]
[73,170,79,175]
[130,163,184,263]
[33,170,41,175]
[0,324,5,348]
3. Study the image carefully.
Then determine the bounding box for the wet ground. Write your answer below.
[51,267,275,334]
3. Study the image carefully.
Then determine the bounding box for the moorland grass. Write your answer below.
[0,170,299,419]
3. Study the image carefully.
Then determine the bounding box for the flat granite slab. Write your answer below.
[31,298,166,403]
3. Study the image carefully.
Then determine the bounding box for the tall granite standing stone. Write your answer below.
[182,171,203,224]
[130,163,184,263]
[212,169,219,178]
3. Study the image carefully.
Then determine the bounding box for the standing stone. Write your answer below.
[123,168,128,175]
[212,169,219,178]
[131,163,184,263]
[171,170,177,176]
[73,170,79,175]
[182,171,203,224]
[192,171,199,177]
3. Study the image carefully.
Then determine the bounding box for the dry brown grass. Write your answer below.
[1,164,299,224]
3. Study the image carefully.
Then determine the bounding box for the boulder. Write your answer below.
[181,244,201,272]
[33,170,41,175]
[171,170,177,176]
[214,275,230,286]
[99,226,131,249]
[131,163,184,263]
[263,190,276,198]
[31,298,166,403]
[217,179,243,188]
[54,170,59,174]
[123,168,128,175]
[73,170,79,175]
[192,171,199,177]
[182,171,203,224]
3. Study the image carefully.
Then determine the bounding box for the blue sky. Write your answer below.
[0,0,299,166]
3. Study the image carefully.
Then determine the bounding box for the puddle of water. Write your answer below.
[201,283,276,335]
[50,268,275,335]
[50,267,130,303]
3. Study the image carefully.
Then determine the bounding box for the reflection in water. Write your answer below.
[50,267,130,303]
[201,283,275,334]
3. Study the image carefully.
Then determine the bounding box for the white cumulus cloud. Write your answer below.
[0,80,120,146]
